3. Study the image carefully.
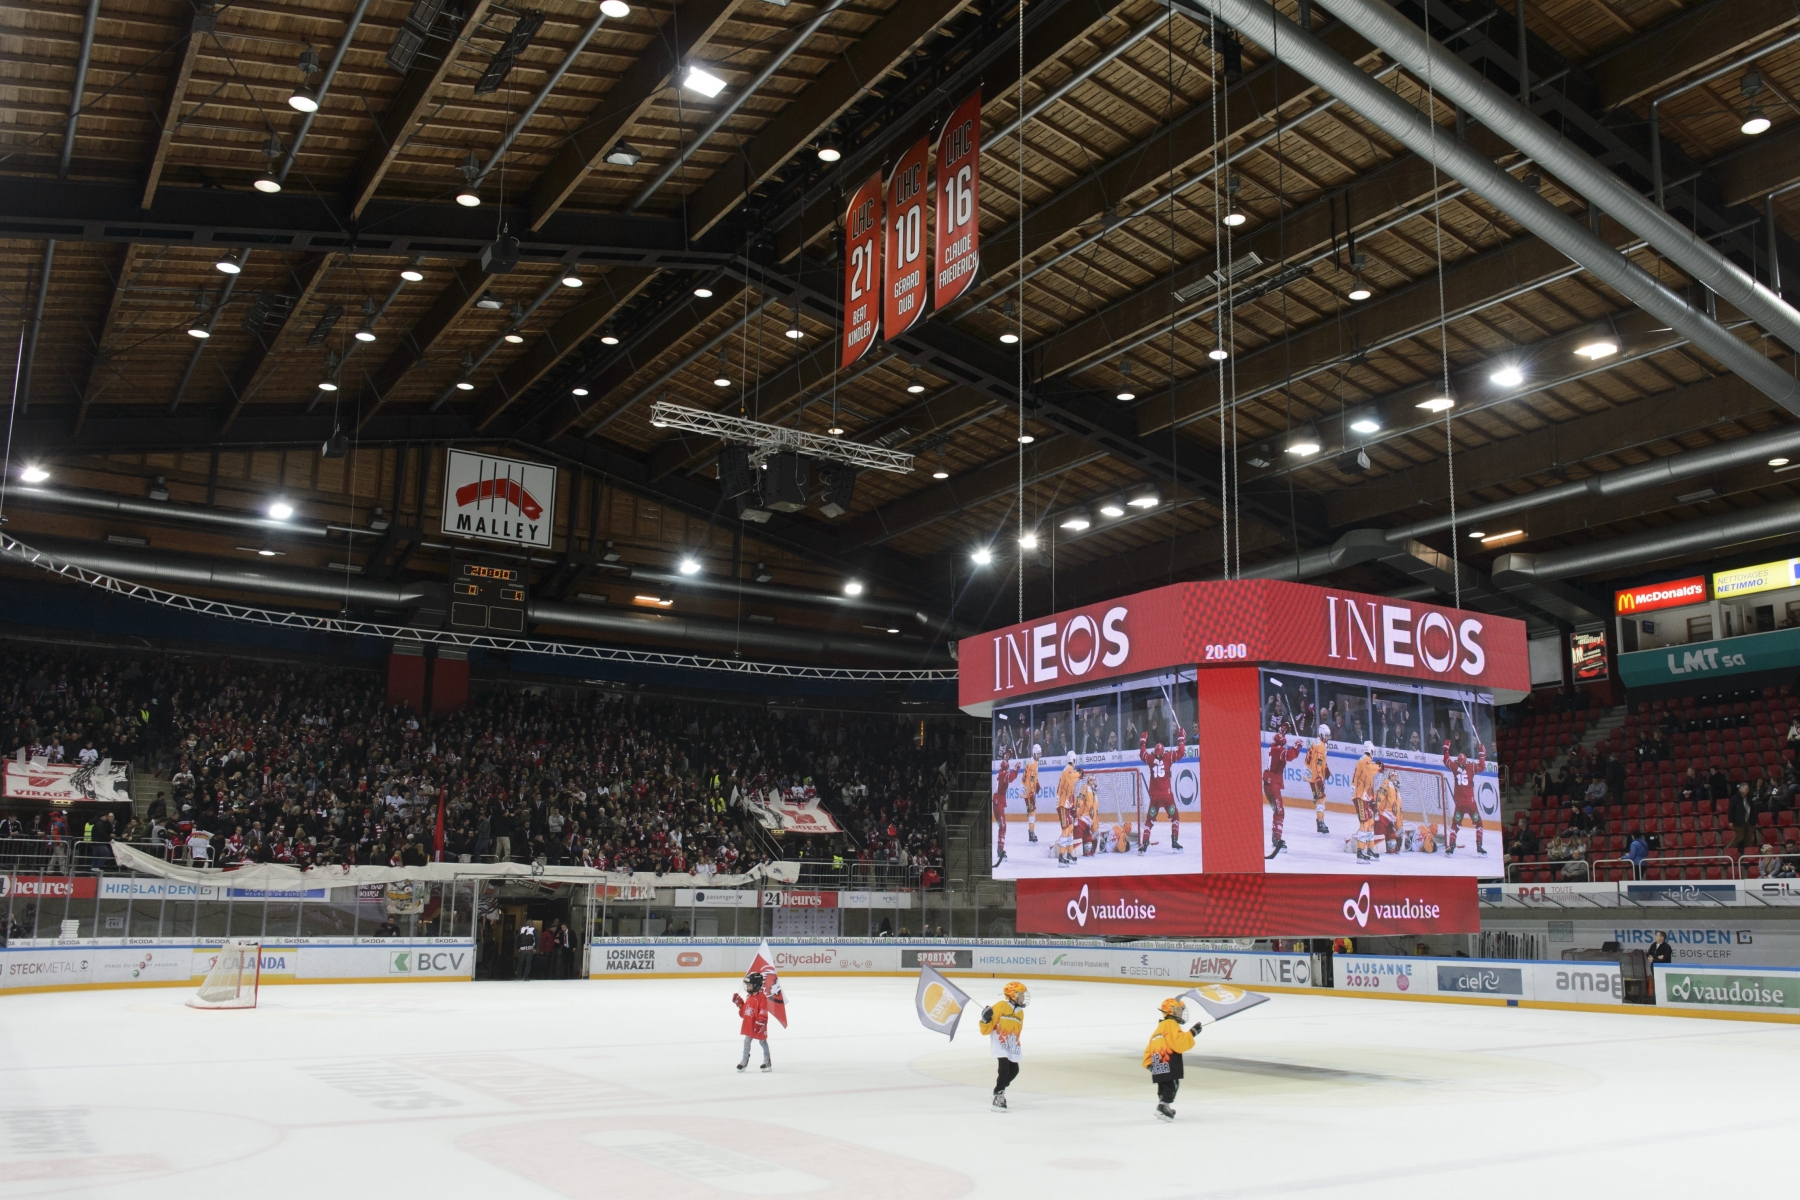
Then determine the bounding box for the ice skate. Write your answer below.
[1477,846,1488,856]
[760,1062,772,1072]
[994,849,1006,866]
[1156,1103,1176,1123]
[1027,830,1037,842]
[1317,819,1330,834]
[991,1093,1009,1112]
[736,1061,747,1072]
[1170,836,1182,850]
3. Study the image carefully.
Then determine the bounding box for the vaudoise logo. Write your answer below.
[1342,881,1442,928]
[1065,884,1157,927]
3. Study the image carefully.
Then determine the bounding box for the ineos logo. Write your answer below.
[993,606,1129,692]
[1328,597,1486,677]
[1343,882,1372,928]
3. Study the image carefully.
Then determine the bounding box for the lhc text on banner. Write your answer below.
[842,171,883,368]
[884,137,929,340]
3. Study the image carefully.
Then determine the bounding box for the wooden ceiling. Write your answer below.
[3,0,1800,660]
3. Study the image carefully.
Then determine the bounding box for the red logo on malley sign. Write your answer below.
[958,580,1528,710]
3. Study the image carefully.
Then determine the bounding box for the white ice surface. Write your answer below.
[1263,804,1505,877]
[992,819,1202,878]
[0,976,1789,1198]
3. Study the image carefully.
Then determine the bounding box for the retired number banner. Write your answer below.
[841,171,884,367]
[933,89,982,311]
[884,136,929,340]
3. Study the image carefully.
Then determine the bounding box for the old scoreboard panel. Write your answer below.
[449,555,527,633]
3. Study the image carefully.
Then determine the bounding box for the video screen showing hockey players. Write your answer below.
[990,670,1197,879]
[1261,669,1500,878]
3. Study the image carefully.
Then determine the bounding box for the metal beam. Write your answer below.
[683,0,978,240]
[353,258,492,431]
[60,0,101,178]
[528,0,741,230]
[218,253,338,433]
[473,268,659,430]
[1588,0,1800,111]
[346,0,494,218]
[276,0,375,185]
[18,240,54,412]
[75,244,141,432]
[0,179,717,269]
[140,3,212,208]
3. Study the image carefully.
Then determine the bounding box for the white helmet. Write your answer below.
[1363,741,1375,755]
[1032,744,1041,757]
[1318,724,1331,740]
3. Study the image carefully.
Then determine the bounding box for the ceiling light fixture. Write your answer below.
[1347,409,1382,435]
[971,547,993,566]
[572,386,589,396]
[1127,488,1160,509]
[318,379,339,392]
[401,262,425,282]
[1017,434,1035,445]
[678,557,701,575]
[600,1,631,17]
[214,253,243,275]
[186,320,211,339]
[1019,531,1039,551]
[785,305,804,339]
[693,285,713,298]
[1416,396,1455,413]
[354,324,377,343]
[1480,529,1526,547]
[713,350,731,388]
[20,464,49,483]
[268,501,294,520]
[1285,425,1322,457]
[503,331,524,344]
[1347,279,1373,302]
[1468,530,1486,539]
[827,424,845,436]
[683,63,727,98]
[600,333,620,345]
[287,85,319,113]
[1771,457,1791,467]
[999,299,1019,344]
[455,379,475,391]
[1489,364,1525,388]
[253,170,281,194]
[1098,499,1126,518]
[816,141,841,163]
[1116,359,1136,402]
[1573,329,1619,359]
[1208,346,1229,361]
[932,470,949,480]
[1742,106,1772,135]
[844,580,865,596]
[1059,509,1092,531]
[561,270,583,288]
[604,141,643,167]
[906,370,925,394]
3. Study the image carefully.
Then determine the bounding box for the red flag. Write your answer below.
[751,939,788,1027]
[884,136,929,340]
[933,89,982,311]
[841,171,883,368]
[433,791,446,862]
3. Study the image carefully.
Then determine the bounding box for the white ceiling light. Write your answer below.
[1574,330,1619,359]
[693,285,713,298]
[455,187,481,207]
[678,557,702,575]
[455,380,475,391]
[1116,359,1135,401]
[1208,347,1229,361]
[1222,208,1247,227]
[971,547,993,566]
[186,322,210,339]
[1347,280,1373,302]
[932,470,949,480]
[1480,529,1526,547]
[1098,500,1126,518]
[354,325,377,343]
[906,372,925,394]
[1059,509,1092,531]
[401,265,425,282]
[504,331,524,344]
[1770,457,1791,467]
[604,141,643,167]
[1347,411,1382,435]
[20,464,49,484]
[214,253,243,275]
[1127,489,1160,509]
[600,333,620,345]
[1468,530,1486,539]
[318,379,339,393]
[816,142,841,163]
[572,387,589,396]
[561,271,583,288]
[683,64,727,98]
[600,1,631,17]
[253,170,282,194]
[844,580,864,596]
[1416,396,1455,413]
[999,330,1020,344]
[1017,433,1035,444]
[1285,426,1322,457]
[287,85,319,113]
[1018,531,1039,551]
[1742,106,1772,136]
[1489,364,1525,388]
[268,501,294,520]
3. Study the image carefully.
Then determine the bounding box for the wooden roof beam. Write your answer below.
[73,244,141,435]
[346,0,495,219]
[528,0,741,231]
[683,0,979,242]
[1590,0,1800,111]
[353,257,493,431]
[140,2,213,208]
[473,267,660,430]
[218,253,338,434]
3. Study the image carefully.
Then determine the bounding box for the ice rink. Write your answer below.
[1263,803,1505,877]
[992,817,1203,877]
[1,975,1791,1198]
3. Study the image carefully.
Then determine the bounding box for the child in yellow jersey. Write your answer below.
[979,981,1028,1111]
[1022,746,1041,843]
[1143,996,1201,1122]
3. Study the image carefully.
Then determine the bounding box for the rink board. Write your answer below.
[590,940,1317,989]
[0,938,475,994]
[1334,954,1628,1006]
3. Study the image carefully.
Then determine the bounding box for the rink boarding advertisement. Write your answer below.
[1015,874,1481,938]
[0,938,475,992]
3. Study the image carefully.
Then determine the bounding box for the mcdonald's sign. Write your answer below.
[1615,576,1707,615]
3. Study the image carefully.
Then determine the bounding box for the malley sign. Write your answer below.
[441,450,557,549]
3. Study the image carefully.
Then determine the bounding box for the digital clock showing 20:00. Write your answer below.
[462,564,517,581]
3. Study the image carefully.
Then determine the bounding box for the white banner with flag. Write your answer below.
[742,787,842,834]
[915,964,971,1039]
[750,939,789,1027]
[1178,983,1270,1026]
[3,758,131,803]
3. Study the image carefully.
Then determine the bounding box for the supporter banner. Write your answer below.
[1615,577,1706,615]
[1016,874,1479,938]
[0,875,98,899]
[0,938,473,991]
[1658,964,1800,1013]
[841,170,883,367]
[933,89,982,310]
[3,758,131,803]
[743,789,842,834]
[883,136,929,340]
[1335,954,1626,1005]
[958,581,1530,711]
[440,449,556,549]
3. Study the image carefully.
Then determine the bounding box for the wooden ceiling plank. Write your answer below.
[139,3,213,208]
[353,257,494,431]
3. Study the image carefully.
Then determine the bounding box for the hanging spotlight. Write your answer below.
[1347,278,1373,302]
[1415,396,1455,412]
[713,350,731,388]
[1489,364,1525,388]
[354,324,377,343]
[20,464,49,483]
[455,150,481,206]
[971,547,993,566]
[186,319,211,339]
[268,501,295,520]
[843,580,864,596]
[288,85,320,113]
[455,380,476,391]
[683,63,727,98]
[1770,457,1791,468]
[678,556,702,575]
[604,141,643,166]
[1741,106,1771,136]
[1116,359,1136,402]
[785,305,804,339]
[1347,409,1382,435]
[214,252,243,275]
[600,1,632,18]
[572,386,589,396]
[1019,530,1039,551]
[1285,425,1322,457]
[1127,487,1160,509]
[504,330,524,344]
[1223,208,1248,227]
[600,332,620,345]
[1468,530,1486,539]
[455,185,481,207]
[401,259,425,283]
[816,138,842,163]
[253,169,282,194]
[906,369,925,394]
[1059,508,1092,531]
[932,470,950,480]
[561,269,583,288]
[693,284,713,298]
[999,299,1019,344]
[1017,433,1035,445]
[1573,328,1619,359]
[827,424,845,436]
[1222,174,1247,226]
[1208,346,1229,361]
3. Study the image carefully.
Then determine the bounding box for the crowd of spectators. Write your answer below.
[0,643,958,886]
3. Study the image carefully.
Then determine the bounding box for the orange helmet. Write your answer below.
[1159,997,1187,1021]
[1003,981,1029,1007]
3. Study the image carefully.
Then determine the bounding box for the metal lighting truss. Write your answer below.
[0,536,953,683]
[648,402,915,474]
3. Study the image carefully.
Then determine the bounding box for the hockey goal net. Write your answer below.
[1084,767,1144,850]
[1383,764,1449,842]
[188,940,261,1009]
